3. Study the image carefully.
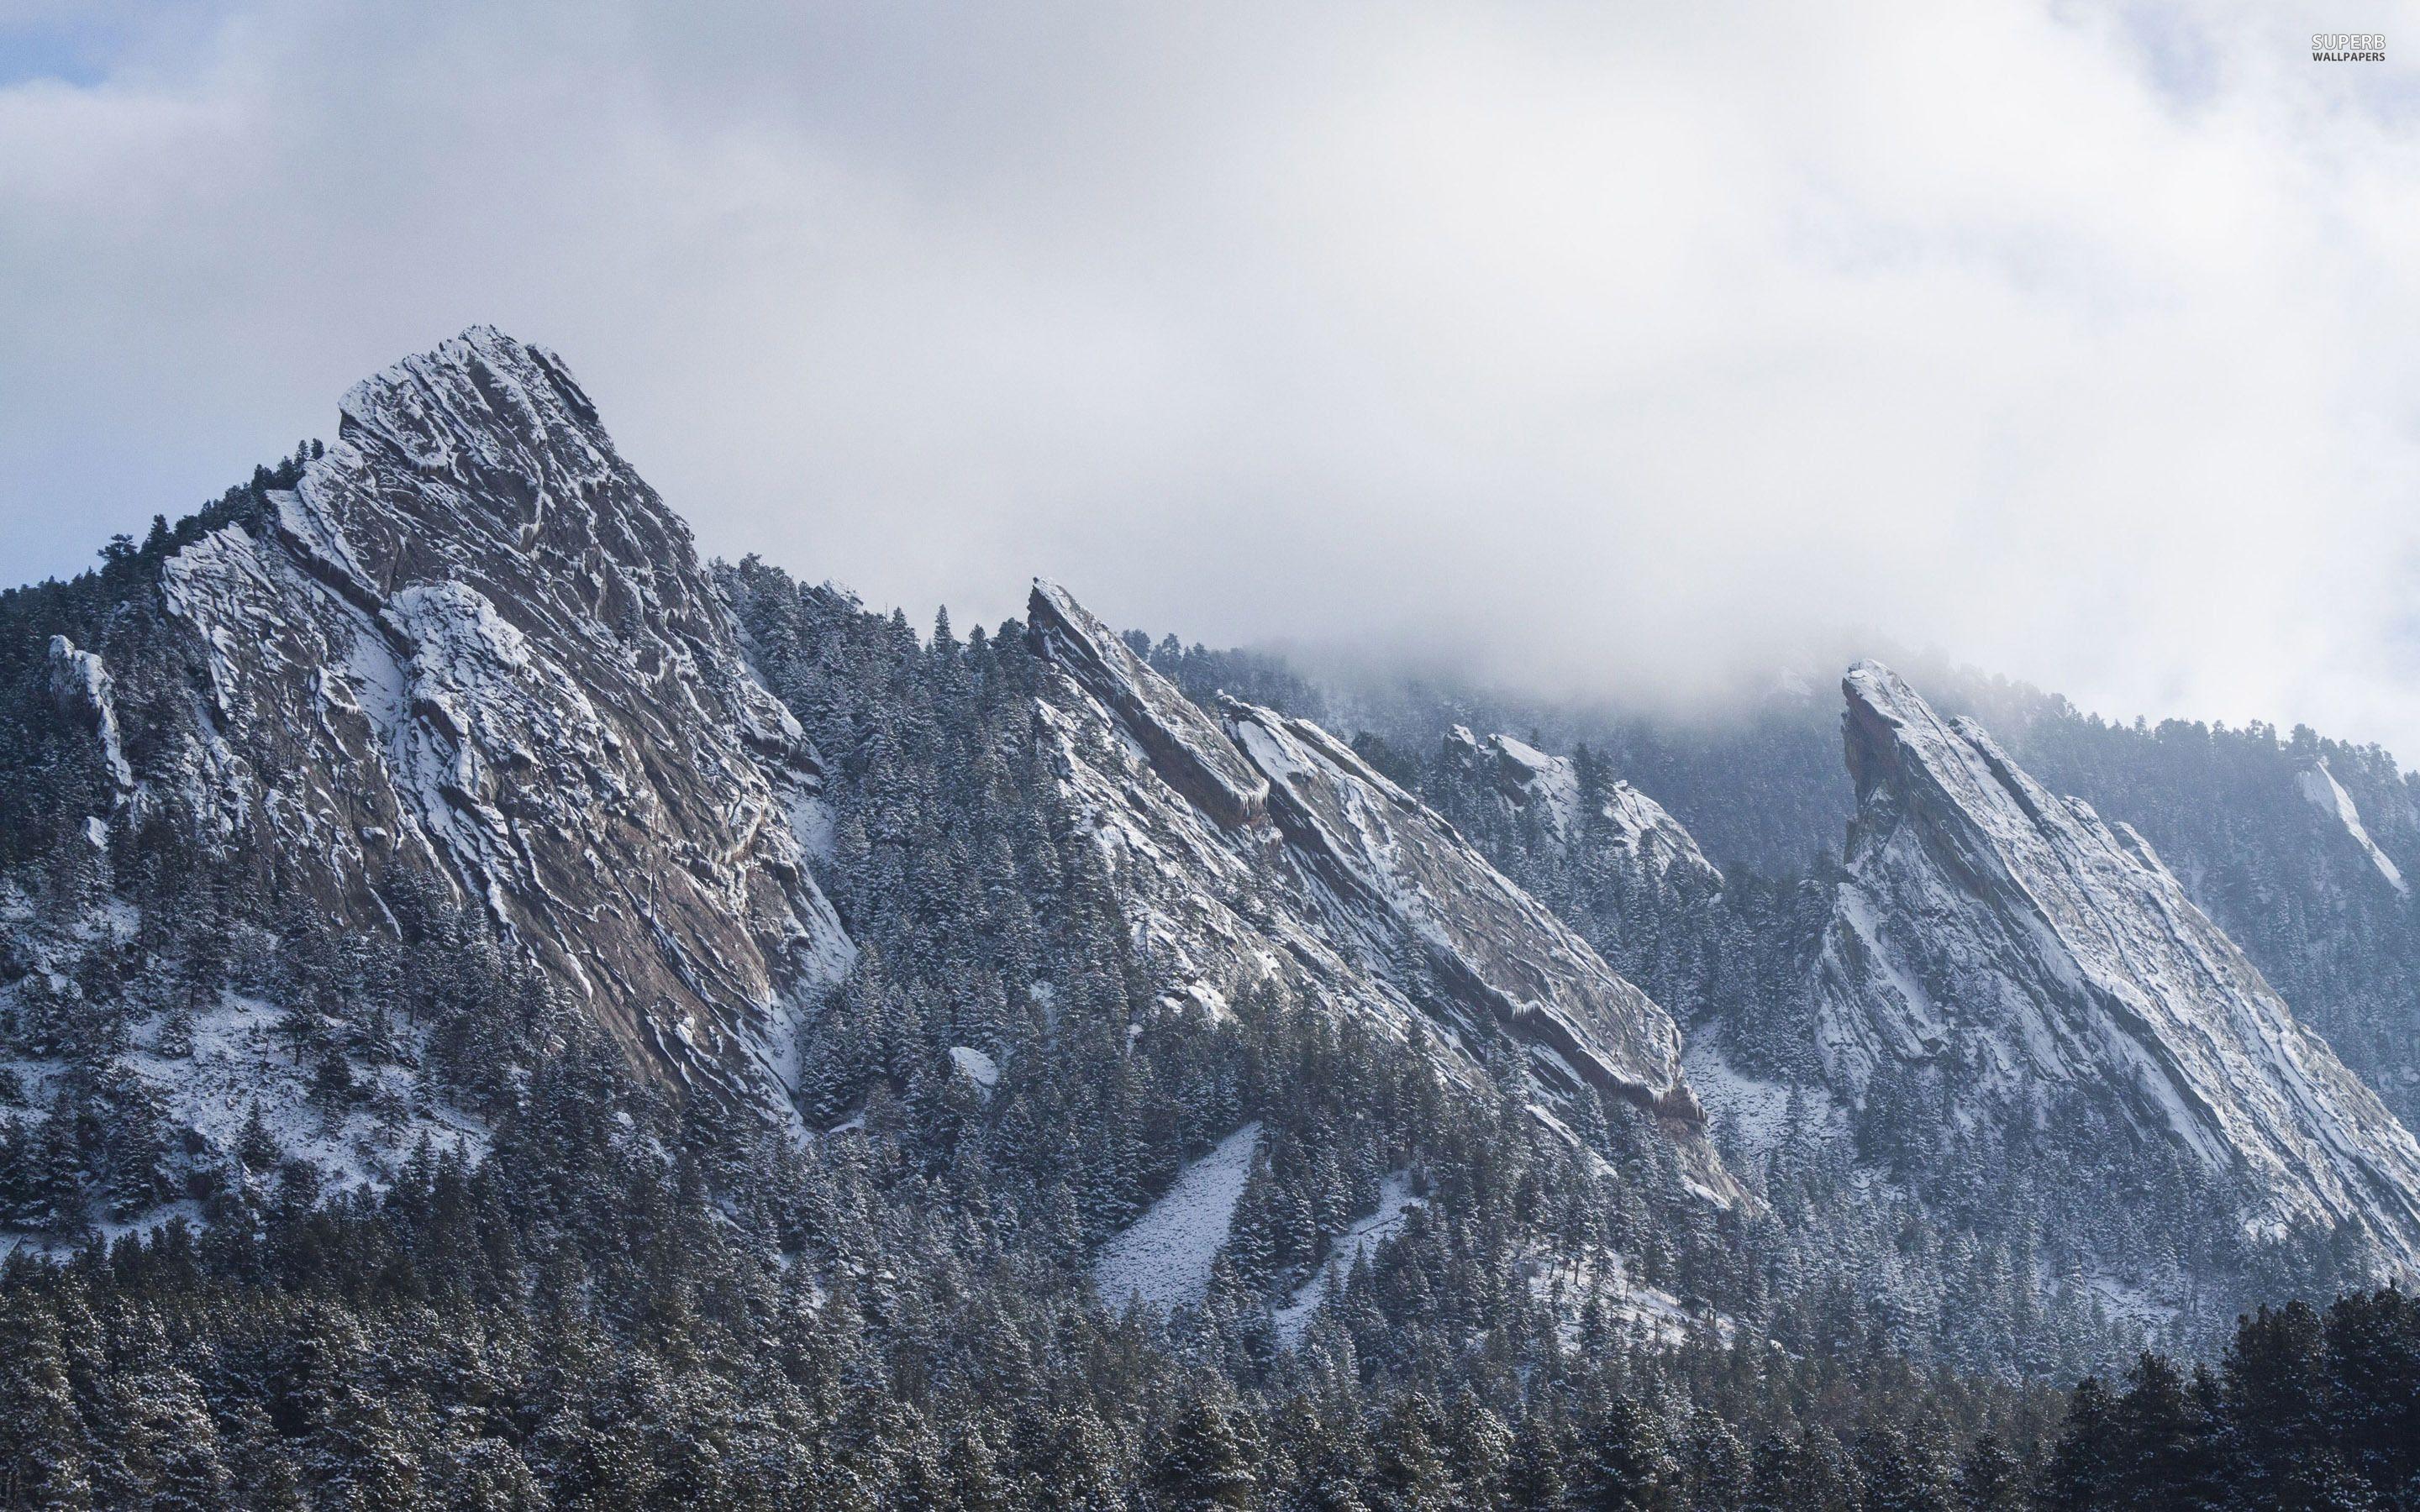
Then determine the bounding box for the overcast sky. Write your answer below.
[7,2,2420,752]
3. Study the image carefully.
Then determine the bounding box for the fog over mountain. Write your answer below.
[11,312,2420,1504]
[22,6,2420,1505]
[8,2,2420,755]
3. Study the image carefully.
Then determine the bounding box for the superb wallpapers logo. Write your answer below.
[2312,32,2386,60]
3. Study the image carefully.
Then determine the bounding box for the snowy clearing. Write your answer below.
[1092,1121,1261,1314]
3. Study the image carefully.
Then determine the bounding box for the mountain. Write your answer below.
[18,329,855,1131]
[3,327,1739,1272]
[1025,580,1733,1198]
[13,328,2420,1504]
[1794,663,2420,1283]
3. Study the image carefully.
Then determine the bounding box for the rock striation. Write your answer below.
[1027,582,1734,1202]
[1813,660,2420,1271]
[124,328,855,1111]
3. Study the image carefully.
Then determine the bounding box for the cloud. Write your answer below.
[7,1,2420,753]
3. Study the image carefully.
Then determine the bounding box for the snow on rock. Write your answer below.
[1020,581,1741,1211]
[1272,1172,1423,1347]
[1025,685,1360,1040]
[1093,1122,1262,1314]
[45,635,133,792]
[129,328,852,1118]
[1817,660,2420,1273]
[1028,580,1269,827]
[2296,758,2408,895]
[1446,727,1721,887]
[1226,703,1698,1121]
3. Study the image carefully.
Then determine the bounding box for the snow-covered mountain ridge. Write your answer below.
[1810,661,2420,1273]
[1024,578,1737,1203]
[12,326,2420,1372]
[4,329,1744,1244]
[18,329,856,1129]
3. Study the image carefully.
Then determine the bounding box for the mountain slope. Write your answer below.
[1810,661,2420,1275]
[1025,579,1735,1201]
[16,328,855,1124]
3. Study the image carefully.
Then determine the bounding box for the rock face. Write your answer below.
[45,635,132,792]
[1026,583,1733,1200]
[1229,703,1694,1117]
[1448,726,1722,890]
[1815,661,2420,1271]
[135,328,853,1110]
[1028,580,1269,827]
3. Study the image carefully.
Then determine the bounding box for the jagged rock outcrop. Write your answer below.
[1028,580,1269,827]
[1228,703,1695,1116]
[105,328,855,1111]
[1447,726,1722,889]
[1814,660,2420,1273]
[1025,582,1733,1201]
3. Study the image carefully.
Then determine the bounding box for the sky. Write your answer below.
[7,2,2420,753]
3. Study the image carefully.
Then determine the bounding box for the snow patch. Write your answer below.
[1527,1248,1734,1351]
[1092,1121,1262,1314]
[948,1045,999,1089]
[2296,759,2407,895]
[1681,1041,1842,1160]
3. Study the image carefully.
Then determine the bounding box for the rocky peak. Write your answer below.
[1819,660,2420,1272]
[289,328,741,698]
[1027,579,1269,827]
[1446,726,1721,889]
[141,328,852,1113]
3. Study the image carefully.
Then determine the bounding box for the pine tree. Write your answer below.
[1680,1415,1749,1512]
[944,1424,1011,1512]
[1156,1394,1261,1509]
[1854,1425,1951,1512]
[1742,1433,1797,1512]
[2321,1286,2420,1499]
[1369,1391,1451,1510]
[1440,1392,1513,1511]
[0,1293,93,1510]
[1032,1402,1128,1512]
[1583,1397,1670,1512]
[156,1000,197,1058]
[2222,1302,2333,1511]
[2110,1352,2221,1510]
[237,1100,281,1175]
[1952,1433,2024,1512]
[2041,1375,2116,1512]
